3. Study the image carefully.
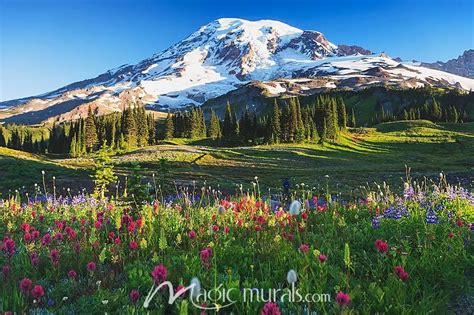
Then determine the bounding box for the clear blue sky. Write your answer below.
[1,0,472,101]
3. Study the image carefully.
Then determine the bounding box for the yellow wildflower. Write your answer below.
[176,234,182,245]
[140,238,148,249]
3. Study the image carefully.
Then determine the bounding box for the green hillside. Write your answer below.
[1,120,473,196]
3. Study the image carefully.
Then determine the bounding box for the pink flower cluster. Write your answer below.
[394,265,409,282]
[19,278,45,299]
[261,302,281,315]
[200,247,213,268]
[2,237,16,257]
[299,244,309,253]
[335,291,350,307]
[151,264,168,284]
[374,239,389,253]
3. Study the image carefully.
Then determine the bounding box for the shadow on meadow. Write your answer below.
[111,130,473,195]
[0,155,90,196]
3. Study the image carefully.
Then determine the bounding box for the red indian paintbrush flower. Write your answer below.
[319,254,327,263]
[299,244,309,253]
[335,291,350,307]
[129,241,138,251]
[41,233,51,246]
[50,249,60,266]
[68,270,77,280]
[394,265,409,282]
[31,284,45,299]
[31,252,40,267]
[3,238,16,257]
[374,239,389,253]
[19,278,32,294]
[261,302,281,315]
[151,264,168,284]
[200,248,213,268]
[32,230,40,240]
[20,223,30,232]
[23,233,32,243]
[2,265,10,279]
[130,289,140,304]
[87,261,96,272]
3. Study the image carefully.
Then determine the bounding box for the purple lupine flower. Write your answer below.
[371,216,380,229]
[426,209,439,224]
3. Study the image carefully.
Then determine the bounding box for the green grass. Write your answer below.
[111,121,474,195]
[0,147,90,196]
[1,121,473,196]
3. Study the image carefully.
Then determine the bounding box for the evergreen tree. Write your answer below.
[295,98,305,142]
[9,129,22,150]
[350,107,356,127]
[222,102,234,139]
[77,119,86,155]
[450,106,459,123]
[208,110,221,139]
[108,116,116,148]
[199,108,207,137]
[337,98,347,130]
[147,114,156,145]
[40,134,46,154]
[431,98,442,121]
[319,117,327,144]
[85,106,98,152]
[23,130,33,152]
[0,126,6,147]
[288,98,298,142]
[232,109,240,139]
[461,110,468,123]
[122,106,138,149]
[402,109,409,120]
[69,135,77,157]
[270,100,281,144]
[135,105,149,147]
[164,112,174,139]
[92,144,117,199]
[325,98,339,140]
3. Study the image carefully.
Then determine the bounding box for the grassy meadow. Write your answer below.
[2,120,472,197]
[1,119,473,314]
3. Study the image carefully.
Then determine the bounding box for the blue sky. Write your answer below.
[1,0,472,101]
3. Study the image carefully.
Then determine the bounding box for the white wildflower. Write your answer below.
[287,269,297,284]
[190,277,201,299]
[289,200,301,216]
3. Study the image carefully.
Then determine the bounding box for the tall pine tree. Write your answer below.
[208,109,221,139]
[270,100,281,144]
[85,106,98,153]
[165,112,174,139]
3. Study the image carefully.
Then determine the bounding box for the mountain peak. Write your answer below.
[421,49,474,78]
[212,18,302,32]
[1,19,473,124]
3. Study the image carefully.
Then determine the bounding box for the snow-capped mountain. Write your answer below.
[1,18,473,124]
[420,50,474,79]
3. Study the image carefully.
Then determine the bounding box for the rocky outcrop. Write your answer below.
[337,45,372,56]
[421,50,474,78]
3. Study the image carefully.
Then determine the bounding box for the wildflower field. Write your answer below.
[1,172,473,314]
